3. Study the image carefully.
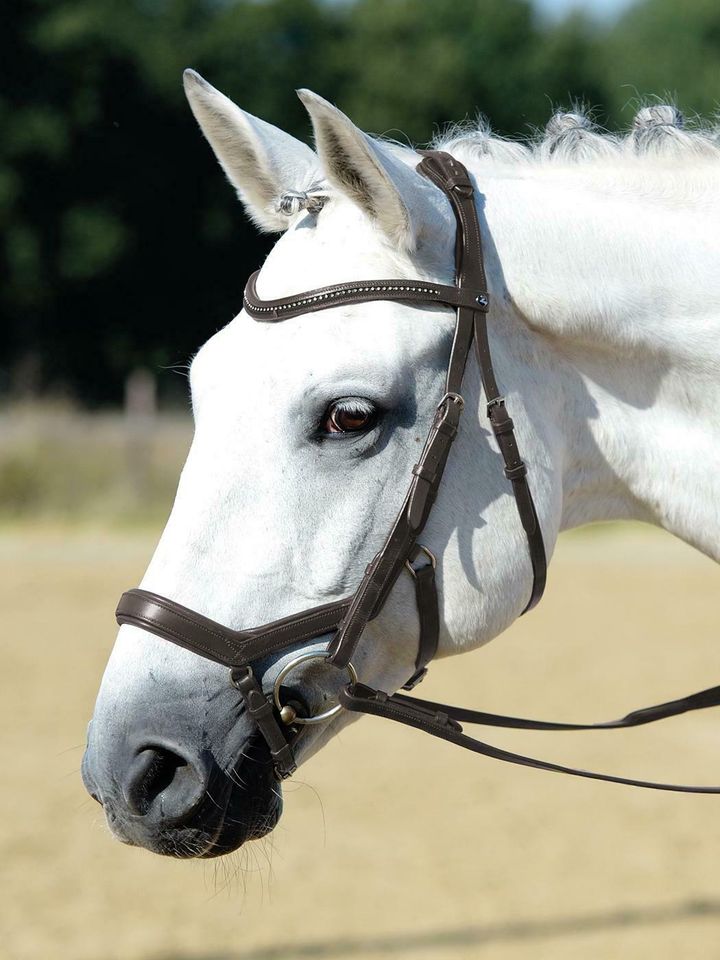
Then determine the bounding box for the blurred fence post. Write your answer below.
[124,368,156,504]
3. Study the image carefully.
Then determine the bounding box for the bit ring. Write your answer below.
[273,651,358,725]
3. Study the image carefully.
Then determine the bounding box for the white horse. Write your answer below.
[82,73,720,858]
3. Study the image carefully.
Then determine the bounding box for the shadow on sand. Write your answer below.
[155,898,720,959]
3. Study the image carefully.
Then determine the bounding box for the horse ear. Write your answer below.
[297,89,419,250]
[183,70,318,232]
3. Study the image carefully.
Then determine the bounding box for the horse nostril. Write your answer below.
[123,745,205,823]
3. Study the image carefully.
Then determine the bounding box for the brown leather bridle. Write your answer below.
[116,152,720,793]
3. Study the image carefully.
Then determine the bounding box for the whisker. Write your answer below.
[56,743,85,756]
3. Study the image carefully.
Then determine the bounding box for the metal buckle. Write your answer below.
[273,651,358,726]
[486,395,505,414]
[448,177,474,197]
[437,392,465,412]
[402,667,429,691]
[404,543,437,578]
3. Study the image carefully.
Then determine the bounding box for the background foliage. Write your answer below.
[2,0,719,405]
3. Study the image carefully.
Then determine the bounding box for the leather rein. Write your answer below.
[116,151,720,792]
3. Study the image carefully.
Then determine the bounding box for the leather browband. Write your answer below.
[115,150,720,794]
[243,271,489,321]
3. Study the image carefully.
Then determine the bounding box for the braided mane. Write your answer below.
[432,104,720,167]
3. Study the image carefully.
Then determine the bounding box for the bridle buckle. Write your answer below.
[486,395,506,415]
[437,391,465,412]
[402,667,429,691]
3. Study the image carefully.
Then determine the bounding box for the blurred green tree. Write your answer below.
[600,0,720,121]
[1,0,336,403]
[1,0,716,404]
[335,0,604,139]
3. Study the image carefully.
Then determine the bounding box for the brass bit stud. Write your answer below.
[279,704,297,725]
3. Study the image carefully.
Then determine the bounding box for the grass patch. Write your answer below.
[0,402,192,524]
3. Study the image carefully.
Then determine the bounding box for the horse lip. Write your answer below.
[160,766,283,860]
[194,795,282,858]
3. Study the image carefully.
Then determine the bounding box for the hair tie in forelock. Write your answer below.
[276,183,329,217]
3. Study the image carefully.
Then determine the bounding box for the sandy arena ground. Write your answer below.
[1,524,718,960]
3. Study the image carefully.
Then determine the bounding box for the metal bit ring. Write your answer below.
[273,651,358,725]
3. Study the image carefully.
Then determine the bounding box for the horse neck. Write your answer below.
[476,160,720,562]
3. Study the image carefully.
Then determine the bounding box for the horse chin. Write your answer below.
[197,768,283,859]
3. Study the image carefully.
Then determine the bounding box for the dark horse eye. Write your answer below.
[323,399,377,435]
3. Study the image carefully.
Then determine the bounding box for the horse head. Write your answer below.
[82,71,561,857]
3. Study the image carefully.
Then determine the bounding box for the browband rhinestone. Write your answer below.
[242,280,448,317]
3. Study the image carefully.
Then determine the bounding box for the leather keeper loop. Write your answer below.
[412,462,437,484]
[271,744,297,779]
[436,419,459,439]
[248,697,274,719]
[490,414,515,436]
[504,463,528,481]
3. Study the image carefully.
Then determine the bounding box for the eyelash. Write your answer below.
[320,398,379,436]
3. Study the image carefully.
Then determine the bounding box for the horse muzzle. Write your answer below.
[81,721,280,858]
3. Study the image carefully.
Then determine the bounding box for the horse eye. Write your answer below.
[322,399,377,435]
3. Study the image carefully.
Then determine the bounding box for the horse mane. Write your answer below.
[430,103,720,167]
[276,103,720,220]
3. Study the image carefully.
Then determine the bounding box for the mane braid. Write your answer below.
[430,103,720,169]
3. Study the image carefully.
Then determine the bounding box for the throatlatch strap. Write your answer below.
[421,150,547,612]
[340,683,720,794]
[473,312,547,611]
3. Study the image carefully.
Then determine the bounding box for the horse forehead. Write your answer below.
[258,202,414,297]
[190,306,414,409]
[190,205,449,403]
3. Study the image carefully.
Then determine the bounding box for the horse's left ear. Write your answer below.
[297,89,420,250]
